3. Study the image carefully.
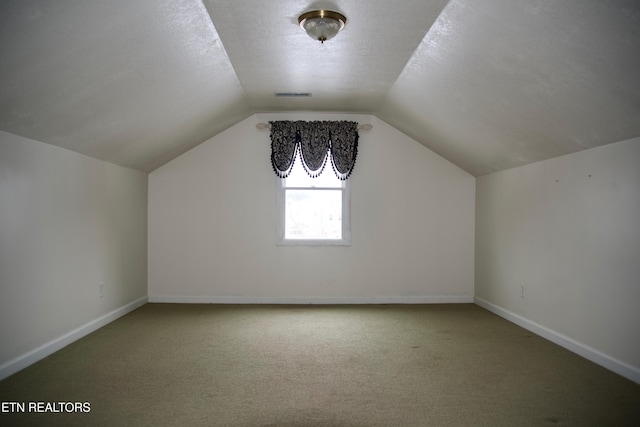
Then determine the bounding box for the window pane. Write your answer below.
[285,155,342,188]
[285,189,342,239]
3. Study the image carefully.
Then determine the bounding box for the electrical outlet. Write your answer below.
[520,283,526,298]
[99,283,104,298]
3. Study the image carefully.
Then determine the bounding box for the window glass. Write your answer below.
[285,189,342,239]
[277,155,350,245]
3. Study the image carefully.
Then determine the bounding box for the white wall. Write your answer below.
[149,113,475,303]
[475,137,640,382]
[0,131,148,375]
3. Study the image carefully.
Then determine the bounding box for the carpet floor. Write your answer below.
[1,303,639,426]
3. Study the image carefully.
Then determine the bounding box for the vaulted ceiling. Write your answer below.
[1,0,639,176]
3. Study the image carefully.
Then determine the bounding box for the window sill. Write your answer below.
[276,238,351,246]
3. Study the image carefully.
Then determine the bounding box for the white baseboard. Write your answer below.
[0,296,148,381]
[474,297,640,385]
[148,295,474,304]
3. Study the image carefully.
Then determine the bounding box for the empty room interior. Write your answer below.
[1,0,639,425]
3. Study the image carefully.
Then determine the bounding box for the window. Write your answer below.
[269,120,358,245]
[276,155,350,245]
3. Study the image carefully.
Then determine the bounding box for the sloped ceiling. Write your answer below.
[1,0,639,175]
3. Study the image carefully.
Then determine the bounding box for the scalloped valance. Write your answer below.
[270,120,359,180]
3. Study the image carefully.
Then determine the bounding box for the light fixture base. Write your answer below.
[298,10,347,44]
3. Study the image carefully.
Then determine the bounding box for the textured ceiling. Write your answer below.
[1,0,639,175]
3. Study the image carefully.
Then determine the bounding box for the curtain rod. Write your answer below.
[255,122,373,131]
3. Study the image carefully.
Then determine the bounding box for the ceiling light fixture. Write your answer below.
[298,10,347,44]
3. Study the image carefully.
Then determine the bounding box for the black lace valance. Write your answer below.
[270,120,359,180]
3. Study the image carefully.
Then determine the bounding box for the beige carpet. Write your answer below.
[1,303,639,426]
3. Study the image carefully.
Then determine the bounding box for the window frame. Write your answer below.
[276,172,351,246]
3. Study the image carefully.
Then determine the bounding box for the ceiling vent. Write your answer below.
[274,92,312,97]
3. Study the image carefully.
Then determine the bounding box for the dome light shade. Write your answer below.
[298,10,347,44]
